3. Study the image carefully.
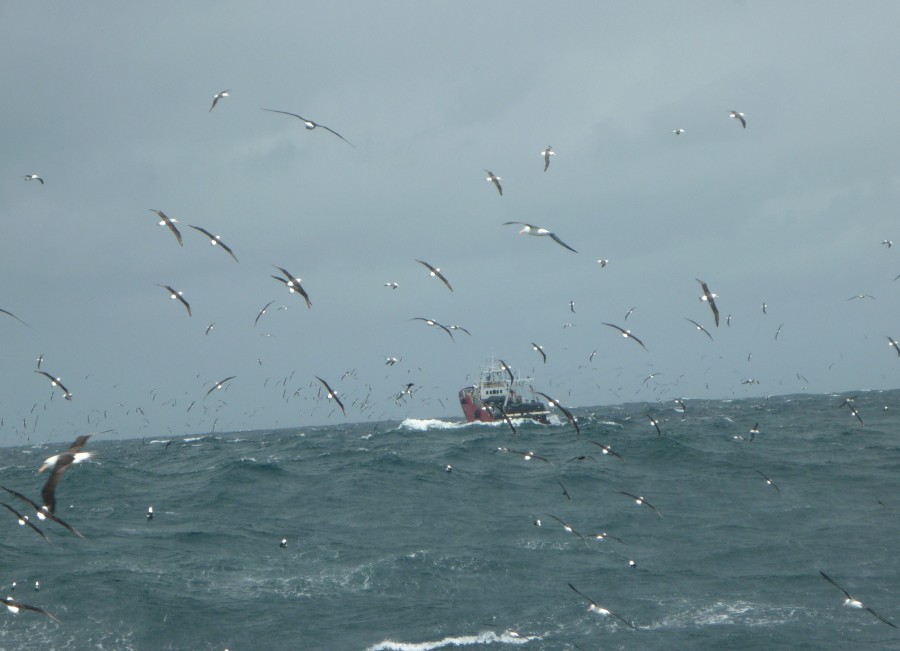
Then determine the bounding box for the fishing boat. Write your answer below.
[458,357,550,423]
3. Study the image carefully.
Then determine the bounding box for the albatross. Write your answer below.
[1,485,83,537]
[415,259,453,292]
[568,584,636,629]
[188,225,239,262]
[820,571,897,628]
[150,209,183,246]
[34,370,72,401]
[261,108,355,147]
[485,170,503,195]
[39,435,92,514]
[1,596,60,623]
[209,89,230,112]
[541,146,556,171]
[315,376,346,416]
[503,222,577,253]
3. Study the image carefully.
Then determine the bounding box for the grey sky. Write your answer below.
[2,2,900,444]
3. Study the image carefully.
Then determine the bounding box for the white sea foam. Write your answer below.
[366,630,537,650]
[398,418,469,431]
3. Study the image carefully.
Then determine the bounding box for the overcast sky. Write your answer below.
[3,2,900,445]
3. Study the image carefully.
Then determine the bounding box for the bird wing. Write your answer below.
[1,485,83,537]
[820,571,854,600]
[0,308,29,327]
[549,232,578,253]
[319,123,356,147]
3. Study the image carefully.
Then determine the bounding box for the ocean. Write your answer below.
[1,390,900,650]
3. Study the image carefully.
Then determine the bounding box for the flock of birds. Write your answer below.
[5,87,899,640]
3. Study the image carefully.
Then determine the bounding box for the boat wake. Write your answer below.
[398,418,471,431]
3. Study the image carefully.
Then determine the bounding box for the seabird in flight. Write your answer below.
[847,294,876,301]
[617,491,662,517]
[497,360,515,384]
[673,128,686,135]
[499,448,550,463]
[39,435,92,514]
[159,285,191,317]
[756,470,782,495]
[0,596,60,623]
[761,302,768,314]
[568,584,636,629]
[819,571,897,627]
[384,282,399,289]
[696,279,720,326]
[597,258,609,267]
[205,322,215,335]
[484,169,503,195]
[841,400,864,426]
[415,259,453,291]
[685,318,714,340]
[541,146,556,171]
[0,502,48,542]
[889,337,900,357]
[24,174,44,184]
[1,486,83,537]
[261,108,355,147]
[150,209,183,246]
[188,225,238,262]
[557,480,571,501]
[205,376,236,399]
[775,323,784,341]
[534,391,580,437]
[315,376,346,416]
[209,89,230,112]
[588,440,623,461]
[412,317,455,341]
[0,308,29,327]
[602,323,647,351]
[882,240,892,248]
[34,371,72,401]
[531,343,547,364]
[272,265,312,308]
[730,110,747,128]
[254,300,276,326]
[647,414,661,437]
[569,300,576,313]
[503,222,577,253]
[624,306,637,320]
[448,324,471,336]
[547,514,589,547]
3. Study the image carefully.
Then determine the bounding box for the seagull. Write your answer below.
[547,514,589,547]
[819,571,897,628]
[261,108,355,147]
[696,279,720,326]
[415,259,453,292]
[567,584,636,629]
[484,170,502,195]
[24,174,44,184]
[34,370,72,401]
[756,470,782,495]
[730,110,747,128]
[412,317,455,341]
[617,491,662,517]
[685,318,714,340]
[384,282,399,289]
[673,128,686,135]
[889,337,900,357]
[503,222,577,253]
[0,596,60,623]
[0,308,29,327]
[39,435,92,514]
[0,502,48,542]
[1,486,83,537]
[204,376,236,399]
[150,209,183,246]
[209,89,230,112]
[602,323,647,351]
[534,391,580,437]
[531,343,547,364]
[158,285,191,317]
[188,225,238,262]
[254,300,276,327]
[597,258,609,267]
[541,146,556,172]
[272,265,311,308]
[315,376,346,416]
[883,240,893,248]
